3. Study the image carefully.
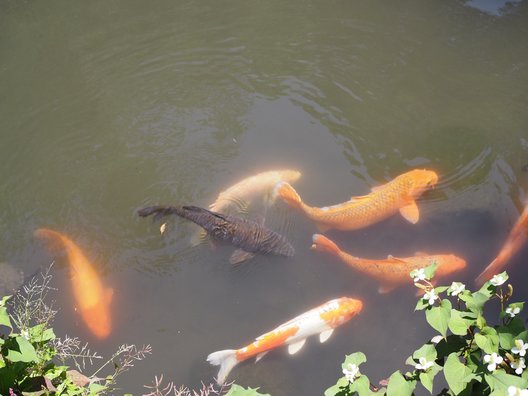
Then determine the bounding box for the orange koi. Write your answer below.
[476,203,528,286]
[207,297,362,385]
[311,234,466,293]
[34,228,113,339]
[274,169,438,231]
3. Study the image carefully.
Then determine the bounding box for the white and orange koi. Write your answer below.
[274,169,438,232]
[34,228,113,339]
[207,297,363,385]
[311,234,466,293]
[476,203,528,286]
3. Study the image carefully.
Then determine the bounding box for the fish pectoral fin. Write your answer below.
[378,284,396,294]
[319,329,334,343]
[255,351,269,363]
[229,249,255,265]
[399,201,420,224]
[287,339,306,355]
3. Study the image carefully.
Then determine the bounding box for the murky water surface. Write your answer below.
[1,0,527,394]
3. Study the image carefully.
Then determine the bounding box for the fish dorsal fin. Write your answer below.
[229,249,255,265]
[378,284,396,294]
[414,251,429,256]
[287,339,306,355]
[399,201,420,224]
[349,194,370,201]
[387,255,408,263]
[319,329,334,343]
[255,351,268,363]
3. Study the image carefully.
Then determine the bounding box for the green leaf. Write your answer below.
[425,299,451,337]
[226,384,271,396]
[343,352,367,368]
[423,262,438,279]
[444,353,476,395]
[349,375,371,395]
[415,298,429,311]
[475,327,499,354]
[448,309,475,336]
[6,336,38,362]
[460,290,491,315]
[29,323,56,342]
[419,363,442,394]
[412,344,437,362]
[0,305,12,329]
[485,371,528,393]
[386,371,416,396]
[88,382,107,395]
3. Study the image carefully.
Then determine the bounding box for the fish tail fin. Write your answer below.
[475,257,504,287]
[273,182,302,209]
[137,205,181,221]
[310,234,341,256]
[206,349,238,386]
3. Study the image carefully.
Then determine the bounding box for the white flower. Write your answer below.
[21,329,30,340]
[490,274,506,286]
[511,357,526,375]
[430,335,444,344]
[506,306,521,318]
[423,289,438,306]
[411,268,427,283]
[342,363,360,383]
[483,352,503,371]
[447,282,465,296]
[512,340,528,357]
[415,357,434,371]
[508,386,528,396]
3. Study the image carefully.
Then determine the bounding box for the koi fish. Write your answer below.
[138,205,295,264]
[189,169,302,245]
[274,169,438,232]
[207,297,363,385]
[311,234,466,293]
[476,203,528,286]
[209,169,302,213]
[34,228,113,339]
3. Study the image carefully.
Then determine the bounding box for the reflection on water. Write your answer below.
[1,0,527,394]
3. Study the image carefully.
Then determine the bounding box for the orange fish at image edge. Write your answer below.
[311,234,466,293]
[273,169,438,232]
[476,203,528,286]
[34,228,113,339]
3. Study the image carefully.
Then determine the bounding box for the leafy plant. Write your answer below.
[325,266,528,396]
[0,265,151,395]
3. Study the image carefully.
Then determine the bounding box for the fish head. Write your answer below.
[280,170,302,183]
[408,169,439,197]
[321,297,363,328]
[437,255,467,277]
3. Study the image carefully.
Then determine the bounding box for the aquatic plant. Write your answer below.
[0,265,151,395]
[325,265,528,395]
[143,377,267,396]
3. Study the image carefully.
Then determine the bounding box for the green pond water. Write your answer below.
[1,0,527,394]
